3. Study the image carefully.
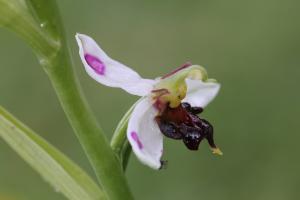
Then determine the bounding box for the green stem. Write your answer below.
[44,46,133,200]
[0,0,60,58]
[1,0,134,199]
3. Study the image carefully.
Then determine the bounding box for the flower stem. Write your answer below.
[45,48,134,200]
[41,8,134,197]
[0,0,60,58]
[0,0,134,199]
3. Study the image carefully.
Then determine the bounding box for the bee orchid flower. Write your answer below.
[76,33,222,169]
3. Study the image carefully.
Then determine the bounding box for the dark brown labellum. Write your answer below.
[155,102,217,151]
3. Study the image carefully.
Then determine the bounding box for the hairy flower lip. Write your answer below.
[76,33,221,169]
[156,102,219,151]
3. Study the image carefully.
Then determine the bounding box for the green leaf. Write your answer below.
[0,106,106,200]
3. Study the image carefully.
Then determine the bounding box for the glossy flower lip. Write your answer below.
[76,33,221,169]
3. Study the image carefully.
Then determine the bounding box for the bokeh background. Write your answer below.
[0,0,299,199]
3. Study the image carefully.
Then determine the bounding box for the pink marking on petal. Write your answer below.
[131,131,143,149]
[161,62,193,79]
[84,54,105,75]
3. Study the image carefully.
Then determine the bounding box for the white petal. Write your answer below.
[183,79,220,108]
[76,33,155,96]
[127,97,163,169]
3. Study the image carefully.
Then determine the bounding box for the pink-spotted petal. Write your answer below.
[127,97,163,169]
[76,33,155,96]
[183,79,220,108]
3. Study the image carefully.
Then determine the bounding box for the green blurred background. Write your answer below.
[0,0,299,199]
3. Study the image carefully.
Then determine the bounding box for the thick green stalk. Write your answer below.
[0,0,134,199]
[37,1,134,195]
[0,0,60,57]
[45,46,133,200]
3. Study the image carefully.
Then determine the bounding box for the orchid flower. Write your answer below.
[76,33,222,170]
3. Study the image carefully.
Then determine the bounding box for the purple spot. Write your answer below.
[131,131,143,149]
[84,54,105,75]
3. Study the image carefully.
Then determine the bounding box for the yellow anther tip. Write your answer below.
[211,147,223,156]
